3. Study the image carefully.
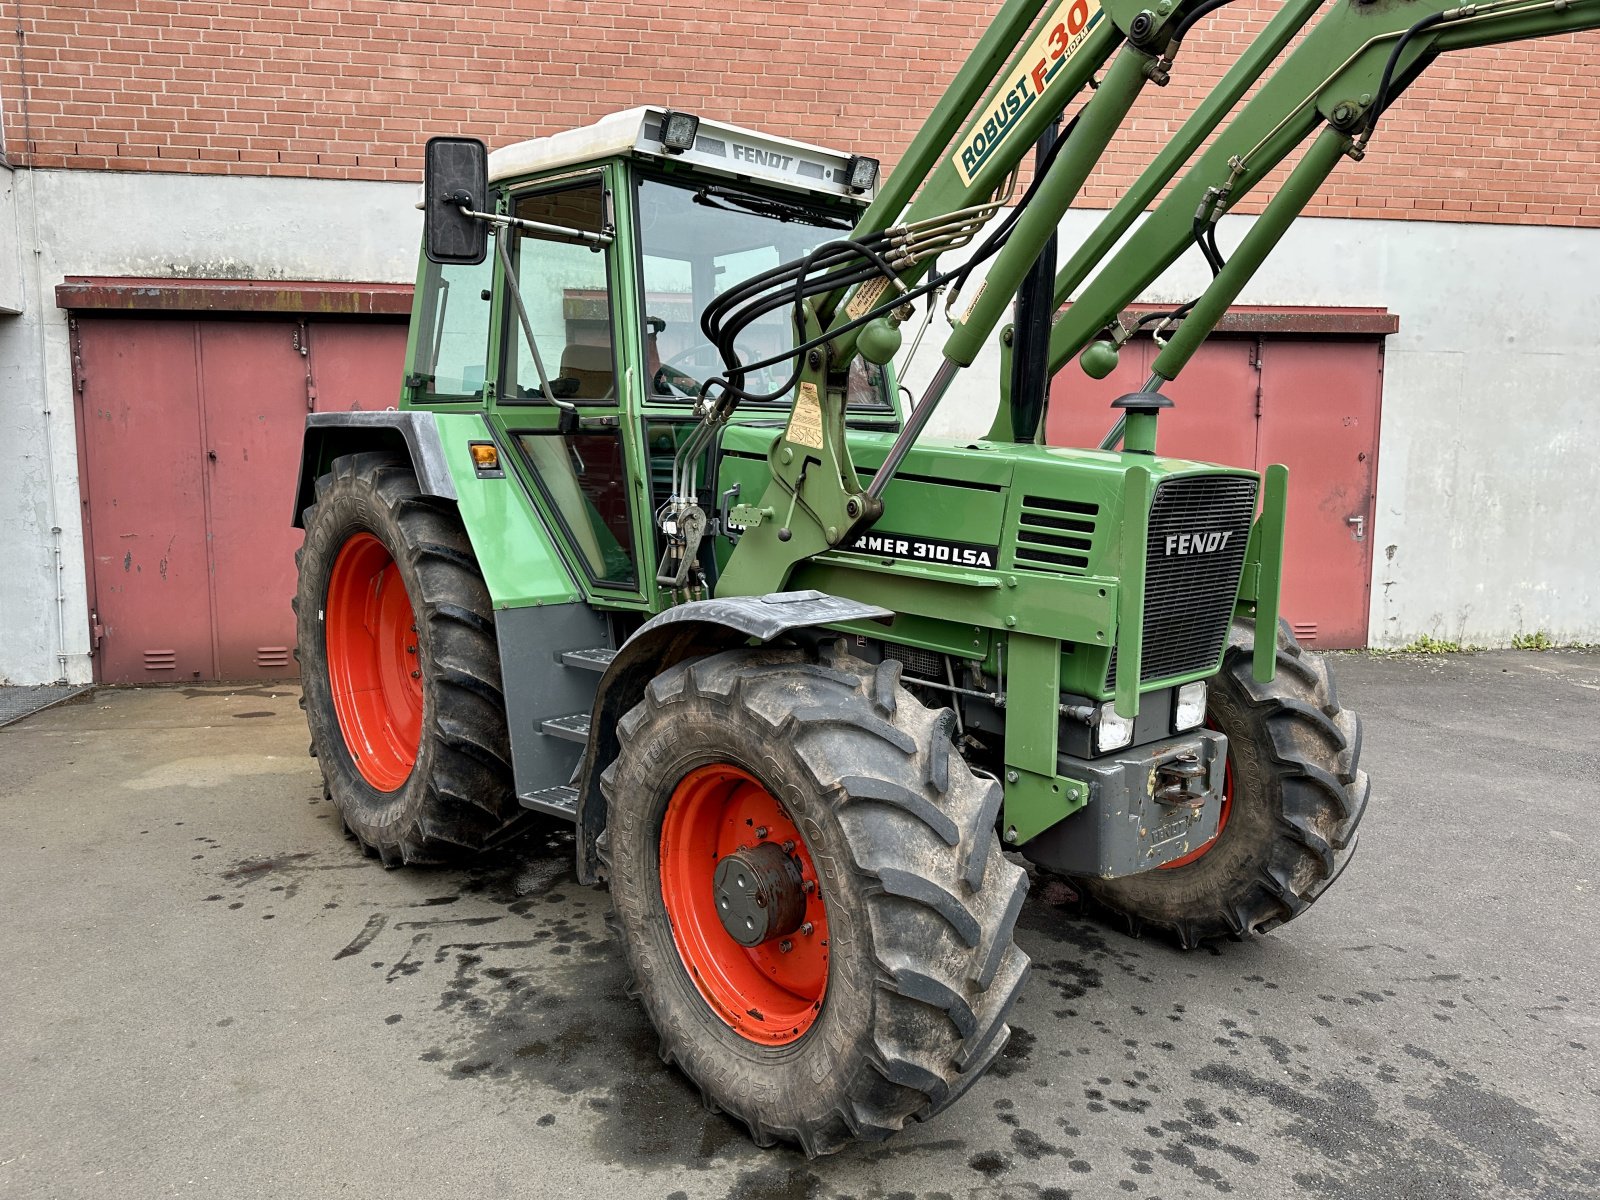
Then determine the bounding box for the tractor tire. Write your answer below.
[1075,618,1368,949]
[294,451,523,865]
[600,642,1030,1157]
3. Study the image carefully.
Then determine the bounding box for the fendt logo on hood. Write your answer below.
[1164,531,1234,556]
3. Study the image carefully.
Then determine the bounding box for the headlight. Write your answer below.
[1094,702,1135,753]
[1174,681,1207,731]
[844,154,881,193]
[659,111,701,153]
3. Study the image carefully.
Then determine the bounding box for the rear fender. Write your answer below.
[291,411,456,527]
[573,591,893,884]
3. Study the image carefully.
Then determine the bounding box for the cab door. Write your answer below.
[488,168,652,606]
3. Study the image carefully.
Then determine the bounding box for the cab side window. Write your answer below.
[500,175,638,589]
[513,431,636,586]
[501,181,615,404]
[409,255,494,402]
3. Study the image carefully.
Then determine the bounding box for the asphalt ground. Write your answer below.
[2,650,1597,1200]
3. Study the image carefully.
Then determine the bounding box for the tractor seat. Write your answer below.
[559,343,614,400]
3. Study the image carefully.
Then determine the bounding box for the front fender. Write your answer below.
[572,591,893,883]
[291,411,456,527]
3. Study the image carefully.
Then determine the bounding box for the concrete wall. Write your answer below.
[0,169,419,684]
[1,165,24,314]
[1,166,1595,683]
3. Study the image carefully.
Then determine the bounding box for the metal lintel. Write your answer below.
[55,276,414,317]
[1071,303,1400,338]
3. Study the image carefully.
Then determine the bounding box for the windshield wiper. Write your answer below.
[693,185,854,230]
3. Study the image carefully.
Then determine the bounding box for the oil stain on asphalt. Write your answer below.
[207,823,1600,1198]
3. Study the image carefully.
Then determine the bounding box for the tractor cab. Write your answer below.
[406,107,899,607]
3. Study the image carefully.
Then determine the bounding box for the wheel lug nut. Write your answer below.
[754,826,769,839]
[802,880,816,893]
[800,922,814,936]
[410,670,421,679]
[778,939,793,953]
[781,840,795,853]
[406,644,417,654]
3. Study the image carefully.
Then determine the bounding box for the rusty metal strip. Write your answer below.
[55,276,414,317]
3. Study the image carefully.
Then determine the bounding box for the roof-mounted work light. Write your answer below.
[844,154,880,193]
[659,111,701,153]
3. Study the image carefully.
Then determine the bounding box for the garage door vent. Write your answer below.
[255,646,292,671]
[143,650,177,671]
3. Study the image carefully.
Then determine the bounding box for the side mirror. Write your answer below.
[423,136,489,265]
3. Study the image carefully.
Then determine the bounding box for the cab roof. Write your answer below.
[486,106,876,203]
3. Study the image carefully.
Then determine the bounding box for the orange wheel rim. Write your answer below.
[324,533,423,792]
[1160,729,1233,870]
[659,763,829,1045]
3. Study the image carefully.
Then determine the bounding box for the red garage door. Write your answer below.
[70,300,409,684]
[1046,308,1393,648]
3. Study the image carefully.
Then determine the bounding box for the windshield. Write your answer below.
[635,176,890,409]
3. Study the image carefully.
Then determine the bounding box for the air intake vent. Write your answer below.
[1107,475,1258,688]
[1014,496,1098,574]
[883,642,943,680]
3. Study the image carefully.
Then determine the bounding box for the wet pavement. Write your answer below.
[1,651,1597,1199]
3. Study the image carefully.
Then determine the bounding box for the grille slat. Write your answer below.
[1107,475,1258,687]
[1014,496,1099,575]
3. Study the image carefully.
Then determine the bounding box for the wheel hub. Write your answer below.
[658,762,830,1044]
[712,842,807,947]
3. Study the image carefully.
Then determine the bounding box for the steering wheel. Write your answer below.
[646,316,720,398]
[653,356,706,398]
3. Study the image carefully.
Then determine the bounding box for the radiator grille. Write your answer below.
[1014,496,1098,574]
[1107,475,1258,687]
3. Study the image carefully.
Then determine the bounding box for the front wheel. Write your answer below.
[1075,619,1369,948]
[601,644,1030,1157]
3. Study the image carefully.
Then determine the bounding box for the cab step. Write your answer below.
[518,784,579,819]
[540,712,591,743]
[560,647,616,672]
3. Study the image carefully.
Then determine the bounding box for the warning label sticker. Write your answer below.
[847,276,893,320]
[788,382,825,449]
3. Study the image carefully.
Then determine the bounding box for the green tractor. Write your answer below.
[292,0,1596,1155]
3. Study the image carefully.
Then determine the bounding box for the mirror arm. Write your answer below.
[458,204,615,249]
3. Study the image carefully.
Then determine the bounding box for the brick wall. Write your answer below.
[4,0,1597,226]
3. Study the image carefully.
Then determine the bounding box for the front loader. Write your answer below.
[291,0,1599,1156]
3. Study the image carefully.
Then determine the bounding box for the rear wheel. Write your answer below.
[1075,619,1368,948]
[295,452,523,865]
[601,643,1030,1157]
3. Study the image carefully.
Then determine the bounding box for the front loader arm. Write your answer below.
[1047,0,1600,398]
[714,0,1183,596]
[710,0,1600,601]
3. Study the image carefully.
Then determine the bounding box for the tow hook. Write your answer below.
[1155,751,1208,808]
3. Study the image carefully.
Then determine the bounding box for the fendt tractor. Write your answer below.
[290,0,1598,1155]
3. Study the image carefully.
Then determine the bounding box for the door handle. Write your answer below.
[1346,514,1366,542]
